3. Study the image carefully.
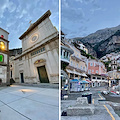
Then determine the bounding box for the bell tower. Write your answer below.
[111,58,117,71]
[0,28,9,84]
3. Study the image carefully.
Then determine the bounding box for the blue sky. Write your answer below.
[0,0,59,49]
[62,0,120,38]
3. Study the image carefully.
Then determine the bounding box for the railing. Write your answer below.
[67,65,86,73]
[61,56,70,61]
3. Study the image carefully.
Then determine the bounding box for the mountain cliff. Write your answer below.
[94,30,120,58]
[72,25,120,58]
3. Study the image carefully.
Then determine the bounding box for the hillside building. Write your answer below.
[86,59,107,87]
[65,42,87,80]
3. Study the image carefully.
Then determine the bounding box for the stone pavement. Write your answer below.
[61,99,120,120]
[61,86,120,120]
[0,85,59,120]
[12,83,59,89]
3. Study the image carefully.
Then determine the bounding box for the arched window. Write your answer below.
[0,41,5,50]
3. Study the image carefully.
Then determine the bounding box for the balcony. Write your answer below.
[61,45,74,54]
[75,67,86,73]
[61,45,74,64]
[61,56,70,64]
[71,54,83,62]
[67,65,86,73]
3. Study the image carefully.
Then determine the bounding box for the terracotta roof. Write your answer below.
[19,10,51,40]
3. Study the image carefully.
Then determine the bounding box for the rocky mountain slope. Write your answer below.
[72,25,120,58]
[94,30,120,58]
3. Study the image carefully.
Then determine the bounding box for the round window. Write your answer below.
[31,34,38,42]
[32,36,37,41]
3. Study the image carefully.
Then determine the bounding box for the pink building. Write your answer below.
[87,59,106,75]
[86,59,107,87]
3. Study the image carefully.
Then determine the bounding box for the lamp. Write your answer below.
[0,42,5,50]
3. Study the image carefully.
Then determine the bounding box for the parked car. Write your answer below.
[102,91,109,95]
[116,91,120,95]
[110,91,119,95]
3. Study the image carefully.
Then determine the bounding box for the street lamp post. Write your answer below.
[107,76,110,91]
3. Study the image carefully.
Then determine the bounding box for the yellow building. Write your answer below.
[75,41,88,54]
[107,70,120,86]
[107,70,120,80]
[65,43,87,79]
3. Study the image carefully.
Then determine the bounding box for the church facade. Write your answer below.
[14,10,59,84]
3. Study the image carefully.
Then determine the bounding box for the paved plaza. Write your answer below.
[0,85,59,120]
[61,86,120,120]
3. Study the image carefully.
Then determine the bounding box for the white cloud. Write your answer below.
[0,0,8,18]
[6,22,13,28]
[90,4,102,14]
[19,9,27,19]
[62,0,69,8]
[84,0,95,4]
[75,0,95,4]
[0,0,59,48]
[75,0,83,3]
[6,19,16,28]
[0,0,16,18]
[62,6,85,22]
[7,1,16,13]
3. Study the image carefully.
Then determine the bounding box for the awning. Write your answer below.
[66,69,87,77]
[66,69,82,76]
[86,80,92,83]
[92,80,100,82]
[79,80,89,84]
[74,71,82,76]
[81,73,87,77]
[92,80,108,83]
[66,69,73,74]
[70,79,79,82]
[102,80,108,83]
[74,71,79,75]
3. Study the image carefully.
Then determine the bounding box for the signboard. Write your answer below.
[0,55,3,62]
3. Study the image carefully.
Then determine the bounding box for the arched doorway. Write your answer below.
[35,59,49,83]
